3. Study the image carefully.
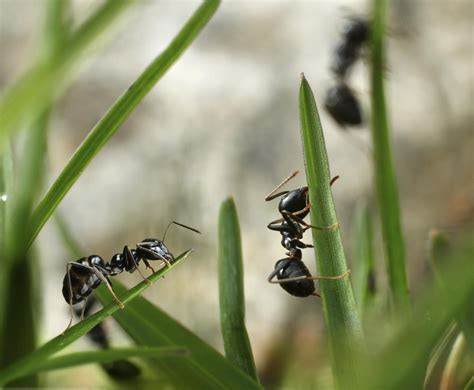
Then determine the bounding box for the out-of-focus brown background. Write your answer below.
[1,0,472,386]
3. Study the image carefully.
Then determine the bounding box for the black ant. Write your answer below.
[267,249,350,298]
[331,16,369,78]
[62,221,200,331]
[324,82,363,128]
[265,172,348,297]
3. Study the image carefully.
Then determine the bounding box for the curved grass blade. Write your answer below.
[218,196,258,381]
[370,0,409,312]
[16,346,188,378]
[0,0,134,143]
[27,0,220,248]
[0,250,192,387]
[96,281,262,389]
[299,74,365,389]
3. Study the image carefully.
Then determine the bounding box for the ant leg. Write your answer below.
[124,246,151,285]
[80,296,89,321]
[269,268,350,284]
[282,210,339,232]
[142,258,156,274]
[307,269,351,281]
[91,266,125,309]
[264,170,299,201]
[63,262,76,334]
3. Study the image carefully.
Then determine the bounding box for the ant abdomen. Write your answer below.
[273,258,315,297]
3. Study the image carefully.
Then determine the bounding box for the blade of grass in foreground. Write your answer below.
[299,74,365,389]
[0,251,192,387]
[370,0,409,312]
[96,280,262,389]
[0,0,134,143]
[9,346,187,378]
[218,196,258,381]
[27,0,220,248]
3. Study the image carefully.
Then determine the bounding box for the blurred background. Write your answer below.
[1,0,473,387]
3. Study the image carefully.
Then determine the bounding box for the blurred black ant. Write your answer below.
[325,82,363,128]
[74,297,141,379]
[326,16,369,130]
[62,221,200,331]
[331,16,369,78]
[267,249,350,297]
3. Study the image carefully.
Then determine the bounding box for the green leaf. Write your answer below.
[0,250,192,387]
[369,0,409,312]
[218,196,258,381]
[27,0,221,248]
[299,74,365,389]
[96,281,262,389]
[19,346,188,377]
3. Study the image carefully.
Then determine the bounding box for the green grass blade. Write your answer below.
[0,0,134,143]
[299,74,365,389]
[370,0,409,311]
[0,251,192,387]
[352,204,376,317]
[27,0,221,248]
[96,281,262,389]
[218,196,258,381]
[430,231,474,351]
[464,376,474,390]
[54,212,84,259]
[17,346,188,377]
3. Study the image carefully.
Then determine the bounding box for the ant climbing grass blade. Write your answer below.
[95,276,263,390]
[299,74,365,388]
[218,196,259,381]
[0,250,192,387]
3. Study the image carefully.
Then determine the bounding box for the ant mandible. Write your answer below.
[62,221,200,331]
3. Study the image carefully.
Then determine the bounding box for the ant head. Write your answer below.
[137,239,174,262]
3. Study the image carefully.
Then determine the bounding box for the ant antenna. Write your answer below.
[162,221,201,242]
[265,171,300,201]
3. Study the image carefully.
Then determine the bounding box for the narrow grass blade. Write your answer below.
[370,0,409,311]
[96,281,262,389]
[0,0,134,142]
[54,212,84,259]
[27,0,221,248]
[430,231,474,351]
[0,251,192,387]
[299,74,365,389]
[218,196,258,381]
[352,204,376,317]
[16,346,188,377]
